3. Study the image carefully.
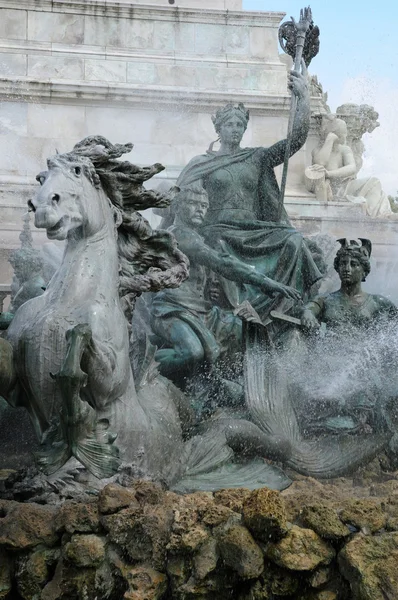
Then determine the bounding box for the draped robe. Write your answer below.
[176,147,323,320]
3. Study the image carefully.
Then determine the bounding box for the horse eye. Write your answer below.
[36,174,45,185]
[27,199,36,213]
[74,166,81,176]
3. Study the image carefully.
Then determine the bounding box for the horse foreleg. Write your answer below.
[77,329,132,411]
[36,324,120,479]
[58,324,95,446]
[0,337,17,404]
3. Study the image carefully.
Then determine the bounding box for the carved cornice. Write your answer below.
[0,76,290,113]
[0,0,285,27]
[0,40,283,68]
[0,77,325,122]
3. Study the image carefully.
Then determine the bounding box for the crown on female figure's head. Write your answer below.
[336,238,372,259]
[211,103,250,133]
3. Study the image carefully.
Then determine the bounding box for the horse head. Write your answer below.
[28,154,111,241]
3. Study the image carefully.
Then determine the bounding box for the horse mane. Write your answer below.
[60,136,189,324]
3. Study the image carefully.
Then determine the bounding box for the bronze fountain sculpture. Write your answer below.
[0,8,397,495]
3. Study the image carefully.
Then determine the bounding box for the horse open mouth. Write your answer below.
[46,216,69,239]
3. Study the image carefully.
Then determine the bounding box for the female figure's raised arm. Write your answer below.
[266,70,311,168]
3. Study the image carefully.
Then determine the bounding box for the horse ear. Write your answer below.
[359,238,372,257]
[336,238,348,248]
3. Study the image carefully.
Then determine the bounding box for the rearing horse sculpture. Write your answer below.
[0,137,190,480]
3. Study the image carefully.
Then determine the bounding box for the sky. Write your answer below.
[243,0,398,195]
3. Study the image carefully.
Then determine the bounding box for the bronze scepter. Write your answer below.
[278,7,320,205]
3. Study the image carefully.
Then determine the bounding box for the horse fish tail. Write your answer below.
[243,320,302,443]
[287,432,392,479]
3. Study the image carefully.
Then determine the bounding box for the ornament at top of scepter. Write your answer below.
[278,6,320,67]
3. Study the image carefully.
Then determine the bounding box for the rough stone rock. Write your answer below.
[263,564,301,596]
[102,504,173,570]
[6,482,398,599]
[118,564,167,600]
[41,558,114,600]
[193,536,219,580]
[241,580,270,599]
[166,553,239,599]
[242,488,288,542]
[308,565,333,588]
[110,548,163,597]
[98,483,139,515]
[0,548,11,599]
[0,500,57,549]
[301,504,351,540]
[15,547,60,600]
[178,491,214,512]
[201,502,235,528]
[299,592,338,600]
[130,480,165,506]
[167,493,219,554]
[174,569,240,599]
[171,524,210,554]
[314,592,337,600]
[168,503,210,554]
[214,488,252,513]
[385,495,398,532]
[216,524,264,579]
[169,499,200,535]
[172,490,234,528]
[281,479,342,523]
[265,526,335,572]
[369,479,398,497]
[338,532,398,600]
[339,499,387,533]
[385,515,398,531]
[54,500,100,534]
[64,534,106,567]
[165,553,192,591]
